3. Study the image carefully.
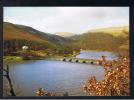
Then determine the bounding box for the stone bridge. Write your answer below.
[55,57,99,65]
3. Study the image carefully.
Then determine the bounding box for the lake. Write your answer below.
[3,51,118,96]
[76,50,118,60]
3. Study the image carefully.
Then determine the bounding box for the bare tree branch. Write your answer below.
[3,65,16,96]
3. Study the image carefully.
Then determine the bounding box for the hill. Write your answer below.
[3,22,75,56]
[55,32,75,37]
[88,26,128,37]
[70,26,129,53]
[4,22,73,44]
[4,22,129,57]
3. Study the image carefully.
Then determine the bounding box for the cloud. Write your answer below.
[4,7,129,34]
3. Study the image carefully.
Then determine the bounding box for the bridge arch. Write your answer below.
[69,59,72,62]
[83,61,86,63]
[76,60,79,63]
[63,58,66,61]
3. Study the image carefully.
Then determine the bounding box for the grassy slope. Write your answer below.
[88,26,129,37]
[4,22,78,58]
[4,22,47,43]
[3,22,74,46]
[70,26,129,53]
[4,22,73,50]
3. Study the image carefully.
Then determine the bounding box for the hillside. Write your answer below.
[3,22,129,57]
[88,26,129,37]
[55,32,75,37]
[3,22,75,56]
[70,26,129,53]
[4,22,46,42]
[4,22,73,45]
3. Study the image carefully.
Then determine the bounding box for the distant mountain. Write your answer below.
[55,32,75,37]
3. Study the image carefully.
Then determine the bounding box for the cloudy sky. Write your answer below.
[4,7,129,34]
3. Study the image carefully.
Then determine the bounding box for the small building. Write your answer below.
[22,46,29,51]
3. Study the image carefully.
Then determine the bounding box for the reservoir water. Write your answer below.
[3,51,118,96]
[76,50,118,60]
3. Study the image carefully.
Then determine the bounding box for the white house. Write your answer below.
[22,46,29,50]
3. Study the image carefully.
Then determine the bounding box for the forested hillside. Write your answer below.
[3,22,77,56]
[70,26,129,55]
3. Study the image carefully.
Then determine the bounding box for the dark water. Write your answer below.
[3,51,117,96]
[76,50,118,60]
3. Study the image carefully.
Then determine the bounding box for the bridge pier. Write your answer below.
[90,61,94,64]
[63,58,66,61]
[61,58,99,65]
[76,60,79,63]
[83,61,86,63]
[69,59,72,62]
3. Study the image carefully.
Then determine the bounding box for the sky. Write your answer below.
[4,7,129,34]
